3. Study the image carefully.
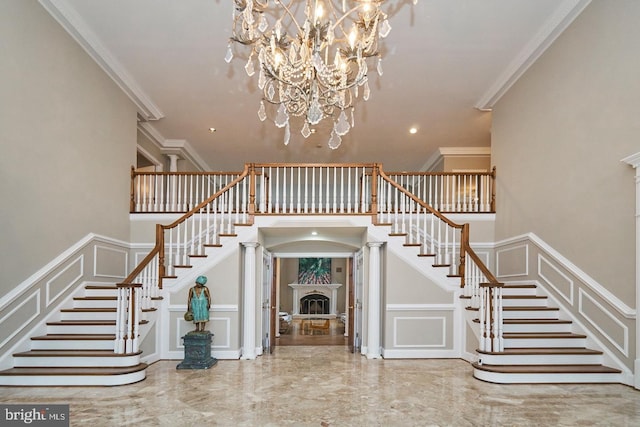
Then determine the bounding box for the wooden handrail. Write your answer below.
[376,168,464,230]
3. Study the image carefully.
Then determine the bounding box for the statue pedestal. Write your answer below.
[176,331,218,370]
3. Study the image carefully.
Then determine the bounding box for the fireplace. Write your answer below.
[288,284,343,317]
[300,294,330,315]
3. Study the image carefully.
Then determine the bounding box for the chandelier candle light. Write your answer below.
[226,0,417,149]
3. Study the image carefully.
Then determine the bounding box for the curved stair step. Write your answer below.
[472,362,622,384]
[12,350,142,368]
[0,363,148,386]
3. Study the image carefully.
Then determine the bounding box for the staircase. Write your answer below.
[0,284,148,386]
[469,283,622,383]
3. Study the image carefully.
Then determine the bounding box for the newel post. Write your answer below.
[157,224,165,289]
[130,166,136,213]
[490,166,497,213]
[248,163,256,214]
[459,223,469,288]
[370,164,379,218]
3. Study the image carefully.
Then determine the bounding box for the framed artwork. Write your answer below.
[298,257,331,284]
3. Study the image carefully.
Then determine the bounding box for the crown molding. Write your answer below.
[622,152,640,169]
[475,0,592,110]
[38,0,164,121]
[137,123,211,172]
[421,147,491,172]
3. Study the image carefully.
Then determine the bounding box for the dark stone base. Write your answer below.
[176,330,218,370]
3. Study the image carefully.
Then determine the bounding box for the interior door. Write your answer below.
[353,249,364,353]
[348,256,355,353]
[269,257,278,352]
[261,250,274,354]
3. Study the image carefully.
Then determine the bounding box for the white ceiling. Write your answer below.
[40,0,591,171]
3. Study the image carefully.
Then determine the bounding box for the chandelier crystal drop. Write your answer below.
[227,0,417,150]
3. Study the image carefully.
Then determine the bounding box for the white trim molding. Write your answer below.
[475,0,592,109]
[621,151,640,390]
[38,0,164,120]
[137,123,211,172]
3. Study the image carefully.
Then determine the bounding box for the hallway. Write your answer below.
[1,346,639,426]
[277,318,348,346]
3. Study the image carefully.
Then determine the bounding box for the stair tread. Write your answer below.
[31,334,115,340]
[61,308,116,312]
[502,284,537,289]
[13,350,141,357]
[472,363,621,374]
[502,295,547,299]
[0,364,147,376]
[48,320,116,325]
[73,296,117,301]
[503,306,559,311]
[473,318,571,324]
[503,332,586,338]
[477,347,602,355]
[84,285,118,290]
[503,319,572,324]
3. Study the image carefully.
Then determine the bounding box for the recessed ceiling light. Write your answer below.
[311,231,318,236]
[209,127,216,133]
[409,127,418,134]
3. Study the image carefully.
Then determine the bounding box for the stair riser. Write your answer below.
[0,371,146,386]
[502,299,548,307]
[84,289,118,298]
[473,369,621,384]
[501,288,538,297]
[478,354,603,365]
[14,354,140,368]
[31,340,115,351]
[61,311,117,321]
[503,338,586,348]
[73,300,117,309]
[502,310,559,319]
[47,324,115,334]
[503,323,572,333]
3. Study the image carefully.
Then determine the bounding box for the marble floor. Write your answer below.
[1,346,640,426]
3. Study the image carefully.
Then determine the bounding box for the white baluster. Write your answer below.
[325,167,330,213]
[311,166,316,213]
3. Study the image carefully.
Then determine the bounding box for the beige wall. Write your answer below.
[0,0,137,297]
[492,1,639,305]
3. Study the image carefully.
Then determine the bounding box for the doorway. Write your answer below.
[272,256,356,348]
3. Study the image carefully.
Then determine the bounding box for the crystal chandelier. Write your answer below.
[226,0,417,149]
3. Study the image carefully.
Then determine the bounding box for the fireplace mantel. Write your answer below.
[289,284,342,316]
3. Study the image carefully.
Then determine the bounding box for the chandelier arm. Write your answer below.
[272,0,305,36]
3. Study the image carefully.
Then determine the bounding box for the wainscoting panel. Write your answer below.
[383,304,457,358]
[496,244,528,278]
[0,291,40,350]
[579,289,629,356]
[538,254,574,305]
[46,255,83,307]
[94,245,128,279]
[393,317,446,348]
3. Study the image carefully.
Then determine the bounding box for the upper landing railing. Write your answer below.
[117,163,502,354]
[131,165,496,214]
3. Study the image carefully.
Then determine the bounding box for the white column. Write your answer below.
[622,152,640,390]
[331,287,339,315]
[291,286,300,315]
[366,242,383,359]
[166,154,180,172]
[241,242,260,360]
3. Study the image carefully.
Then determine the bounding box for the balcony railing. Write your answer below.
[117,163,501,354]
[131,165,496,214]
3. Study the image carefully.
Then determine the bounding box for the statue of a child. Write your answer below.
[187,275,211,332]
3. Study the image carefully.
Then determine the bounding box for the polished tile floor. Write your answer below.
[1,346,640,426]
